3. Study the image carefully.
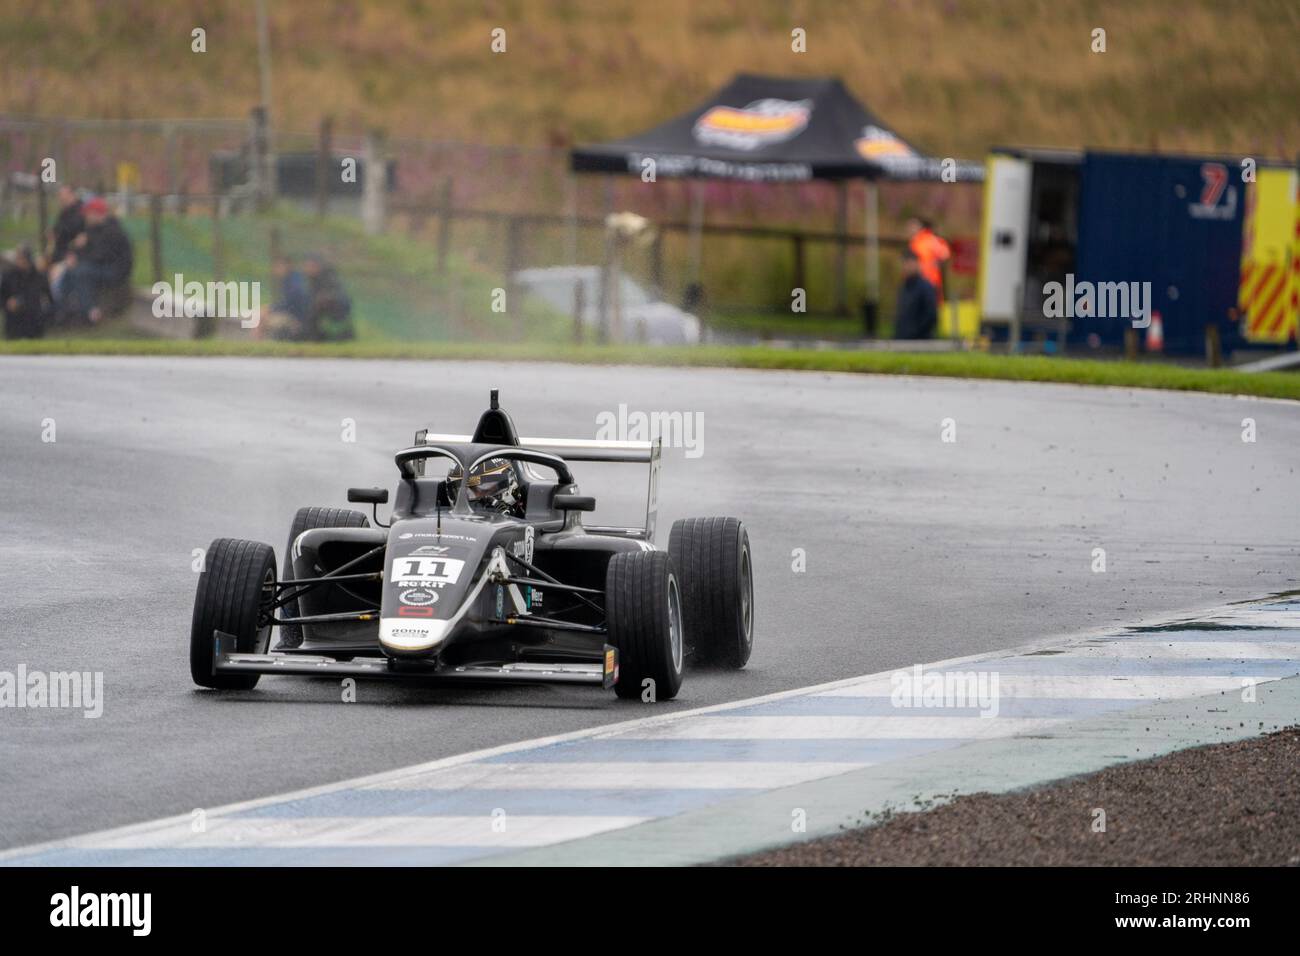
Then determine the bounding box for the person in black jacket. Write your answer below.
[47,186,85,262]
[46,186,85,311]
[892,249,938,340]
[2,246,53,339]
[62,196,133,323]
[303,254,355,342]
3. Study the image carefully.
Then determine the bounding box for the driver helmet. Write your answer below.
[447,457,523,514]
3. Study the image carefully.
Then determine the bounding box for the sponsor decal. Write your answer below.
[853,125,915,161]
[511,525,535,565]
[625,152,811,182]
[389,625,430,639]
[604,648,616,675]
[693,98,812,151]
[399,532,477,542]
[380,618,448,651]
[495,585,504,618]
[397,606,435,618]
[399,587,439,606]
[1188,163,1238,220]
[529,586,542,609]
[407,545,451,557]
[391,556,465,586]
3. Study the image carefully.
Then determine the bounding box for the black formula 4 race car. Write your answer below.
[190,391,753,699]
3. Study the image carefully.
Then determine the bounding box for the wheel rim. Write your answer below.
[667,574,684,673]
[739,545,753,647]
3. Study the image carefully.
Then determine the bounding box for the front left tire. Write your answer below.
[278,506,370,648]
[605,550,685,701]
[668,516,754,669]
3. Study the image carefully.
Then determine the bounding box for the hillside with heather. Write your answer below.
[1,0,1296,158]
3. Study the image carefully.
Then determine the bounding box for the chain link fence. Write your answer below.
[1,114,981,339]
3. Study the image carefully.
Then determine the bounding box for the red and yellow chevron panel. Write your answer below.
[1238,170,1299,344]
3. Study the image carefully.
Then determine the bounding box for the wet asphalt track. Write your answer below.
[1,355,1297,849]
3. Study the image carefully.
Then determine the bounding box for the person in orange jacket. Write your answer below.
[906,217,951,303]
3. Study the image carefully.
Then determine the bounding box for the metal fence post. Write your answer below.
[249,106,271,211]
[573,279,585,343]
[864,180,880,337]
[197,198,222,339]
[362,129,386,235]
[36,182,48,253]
[315,116,333,219]
[150,194,163,284]
[505,215,522,336]
[565,172,578,266]
[650,230,664,296]
[437,177,453,275]
[792,233,806,305]
[835,180,848,315]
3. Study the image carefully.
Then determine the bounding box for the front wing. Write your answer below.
[212,631,619,688]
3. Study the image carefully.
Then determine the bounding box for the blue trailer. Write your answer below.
[977,148,1298,356]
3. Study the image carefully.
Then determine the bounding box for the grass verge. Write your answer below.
[2,338,1297,402]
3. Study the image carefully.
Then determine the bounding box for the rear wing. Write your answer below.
[415,431,663,541]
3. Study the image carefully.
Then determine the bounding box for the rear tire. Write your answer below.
[605,550,684,701]
[190,538,277,690]
[279,506,370,648]
[668,517,753,669]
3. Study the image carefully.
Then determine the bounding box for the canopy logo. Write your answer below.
[693,99,812,151]
[854,125,914,160]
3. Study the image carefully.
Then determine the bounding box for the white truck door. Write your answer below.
[979,156,1032,321]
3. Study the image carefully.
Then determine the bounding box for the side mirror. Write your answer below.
[348,487,389,505]
[553,493,596,513]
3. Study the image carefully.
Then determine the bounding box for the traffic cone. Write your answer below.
[1146,310,1164,353]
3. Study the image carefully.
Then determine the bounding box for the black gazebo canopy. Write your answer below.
[571,73,983,183]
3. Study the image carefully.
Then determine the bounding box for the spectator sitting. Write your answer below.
[2,245,54,340]
[45,186,86,304]
[48,186,85,263]
[61,197,133,324]
[892,249,938,340]
[303,254,355,342]
[263,255,312,341]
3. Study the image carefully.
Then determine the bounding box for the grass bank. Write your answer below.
[3,338,1296,402]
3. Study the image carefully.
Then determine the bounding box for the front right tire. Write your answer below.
[190,538,277,690]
